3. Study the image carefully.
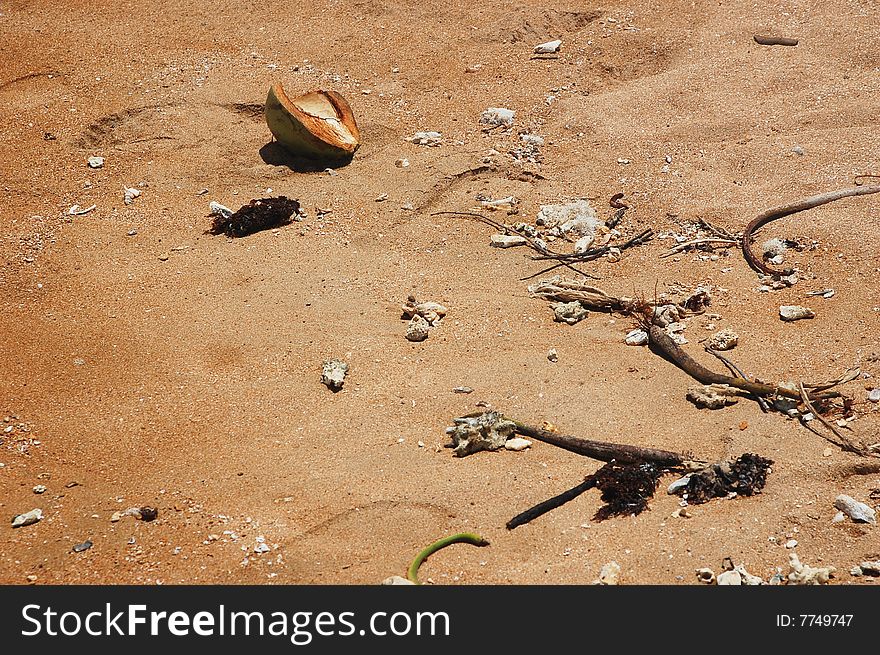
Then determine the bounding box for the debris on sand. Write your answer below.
[402,295,447,326]
[321,359,348,392]
[787,553,834,585]
[706,328,738,351]
[406,131,442,146]
[552,300,588,325]
[12,508,43,528]
[72,540,93,553]
[479,107,515,128]
[855,561,880,577]
[380,575,415,585]
[673,453,773,504]
[264,85,360,161]
[833,494,876,524]
[504,437,532,451]
[208,196,301,238]
[68,204,97,216]
[592,462,663,521]
[490,234,527,248]
[87,156,104,168]
[445,411,517,457]
[110,506,158,523]
[405,315,430,342]
[696,568,716,584]
[534,39,562,54]
[123,186,141,205]
[624,328,648,346]
[686,383,740,409]
[592,561,620,585]
[779,305,814,321]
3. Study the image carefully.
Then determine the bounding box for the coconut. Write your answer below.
[264,84,361,161]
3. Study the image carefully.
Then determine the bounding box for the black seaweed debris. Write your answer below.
[209,196,300,237]
[680,453,773,504]
[592,462,663,521]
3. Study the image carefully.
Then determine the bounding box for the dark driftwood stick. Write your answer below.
[753,35,798,46]
[510,420,688,467]
[507,477,598,530]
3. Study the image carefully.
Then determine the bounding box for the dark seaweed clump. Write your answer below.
[682,453,773,504]
[209,196,300,237]
[593,462,663,521]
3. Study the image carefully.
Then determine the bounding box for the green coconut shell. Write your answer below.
[264,84,360,161]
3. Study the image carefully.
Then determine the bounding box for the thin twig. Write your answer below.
[705,347,770,412]
[797,381,867,456]
[742,185,880,275]
[660,237,738,258]
[506,477,597,530]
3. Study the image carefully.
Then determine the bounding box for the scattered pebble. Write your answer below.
[406,131,442,146]
[374,193,388,202]
[779,305,814,321]
[592,561,620,585]
[806,288,834,298]
[857,561,880,576]
[868,388,880,403]
[72,540,93,553]
[32,485,46,494]
[686,384,739,409]
[321,359,348,391]
[87,156,104,168]
[552,301,589,325]
[123,186,141,205]
[784,539,798,549]
[791,144,805,156]
[126,229,138,236]
[696,568,716,584]
[832,511,846,524]
[453,386,473,394]
[717,570,742,585]
[381,575,415,585]
[546,348,558,363]
[787,553,834,585]
[158,253,170,261]
[479,107,515,128]
[504,437,532,451]
[12,508,43,528]
[833,494,876,524]
[534,39,562,54]
[706,329,738,351]
[519,133,544,146]
[405,315,431,342]
[68,204,97,215]
[624,328,648,346]
[667,475,691,494]
[209,201,233,220]
[394,158,410,168]
[490,234,527,248]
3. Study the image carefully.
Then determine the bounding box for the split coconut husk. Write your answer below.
[264,84,360,161]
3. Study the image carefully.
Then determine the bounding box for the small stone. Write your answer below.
[453,386,473,394]
[546,348,558,363]
[12,508,43,528]
[686,384,739,409]
[504,437,532,451]
[32,485,46,494]
[110,511,123,522]
[394,158,410,168]
[785,539,798,549]
[321,359,348,391]
[534,39,562,54]
[667,475,691,494]
[791,144,805,155]
[831,511,846,523]
[87,156,104,168]
[868,388,880,403]
[717,570,742,585]
[479,107,515,128]
[779,305,815,321]
[139,506,158,522]
[833,494,876,524]
[26,575,37,582]
[696,568,716,584]
[592,561,620,585]
[381,575,415,585]
[858,561,880,576]
[850,566,864,577]
[158,253,170,261]
[126,229,138,236]
[787,553,834,585]
[254,543,271,554]
[490,234,527,248]
[406,131,442,146]
[123,187,141,205]
[706,329,738,351]
[72,540,93,553]
[405,315,431,342]
[374,193,388,202]
[823,447,834,457]
[671,507,691,519]
[552,301,588,325]
[624,328,648,346]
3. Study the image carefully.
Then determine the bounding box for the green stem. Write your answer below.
[406,532,490,584]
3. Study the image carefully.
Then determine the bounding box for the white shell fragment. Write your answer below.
[706,328,738,351]
[406,315,431,342]
[123,186,141,205]
[519,133,545,146]
[686,384,739,409]
[406,131,442,146]
[490,234,527,248]
[12,508,43,528]
[779,305,814,321]
[592,561,620,585]
[667,475,691,494]
[209,201,233,220]
[480,195,518,210]
[321,359,348,391]
[624,329,648,346]
[696,568,716,584]
[833,494,876,524]
[868,388,880,403]
[504,437,532,451]
[402,296,447,326]
[380,575,415,585]
[787,553,834,585]
[479,107,515,128]
[87,156,104,168]
[68,204,97,215]
[717,570,742,585]
[534,39,562,54]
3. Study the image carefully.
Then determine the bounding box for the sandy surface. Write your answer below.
[2,0,880,585]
